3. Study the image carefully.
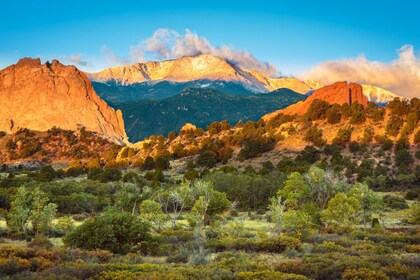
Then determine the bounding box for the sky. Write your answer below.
[0,0,419,97]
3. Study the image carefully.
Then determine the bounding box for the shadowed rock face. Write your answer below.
[0,58,127,143]
[263,81,368,120]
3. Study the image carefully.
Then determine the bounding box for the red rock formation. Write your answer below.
[263,81,368,121]
[0,58,127,143]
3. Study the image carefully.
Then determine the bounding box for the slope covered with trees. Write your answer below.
[111,88,306,142]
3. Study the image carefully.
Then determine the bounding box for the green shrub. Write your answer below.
[64,209,150,254]
[405,189,420,200]
[206,236,301,253]
[382,195,408,209]
[237,270,308,280]
[28,236,54,249]
[342,268,389,280]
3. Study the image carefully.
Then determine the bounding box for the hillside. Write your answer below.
[0,127,120,164]
[124,96,419,186]
[0,58,127,144]
[112,88,306,142]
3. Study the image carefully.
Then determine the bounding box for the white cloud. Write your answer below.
[101,46,132,67]
[300,45,420,98]
[128,28,278,77]
[61,54,93,69]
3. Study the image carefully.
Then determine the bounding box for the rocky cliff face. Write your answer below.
[263,81,368,120]
[0,58,127,143]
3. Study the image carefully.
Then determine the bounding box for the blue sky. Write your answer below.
[0,0,419,84]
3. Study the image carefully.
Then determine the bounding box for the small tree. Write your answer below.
[283,210,314,239]
[326,106,342,124]
[139,199,167,232]
[304,126,326,147]
[321,192,360,227]
[158,182,193,229]
[30,188,57,235]
[187,196,209,234]
[113,182,144,215]
[268,195,286,235]
[7,187,57,235]
[6,186,31,232]
[349,183,383,228]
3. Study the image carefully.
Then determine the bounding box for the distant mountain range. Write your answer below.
[87,54,403,105]
[87,54,321,95]
[0,55,407,148]
[110,88,306,142]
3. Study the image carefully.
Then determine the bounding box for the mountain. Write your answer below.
[87,54,321,96]
[111,88,306,142]
[263,81,368,120]
[361,84,404,105]
[92,80,259,102]
[88,54,403,104]
[0,58,127,144]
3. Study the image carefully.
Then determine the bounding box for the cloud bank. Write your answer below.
[109,28,278,77]
[300,45,420,98]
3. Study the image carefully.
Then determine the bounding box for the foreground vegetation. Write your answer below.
[0,160,419,279]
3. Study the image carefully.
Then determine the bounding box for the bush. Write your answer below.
[405,189,420,200]
[206,236,301,253]
[28,236,54,249]
[386,115,404,137]
[350,102,366,124]
[306,99,330,120]
[304,126,326,147]
[382,195,408,209]
[237,271,308,280]
[238,137,275,160]
[342,268,389,280]
[64,209,150,254]
[326,107,342,124]
[332,127,352,147]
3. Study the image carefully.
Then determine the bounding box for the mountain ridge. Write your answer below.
[87,54,321,94]
[87,54,403,103]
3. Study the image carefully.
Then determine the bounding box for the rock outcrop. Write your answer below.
[0,58,127,143]
[263,81,368,121]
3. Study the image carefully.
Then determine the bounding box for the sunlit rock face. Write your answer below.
[263,81,368,120]
[0,58,127,143]
[361,84,404,104]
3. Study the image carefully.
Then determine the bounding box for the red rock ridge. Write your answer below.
[263,81,368,121]
[0,58,127,144]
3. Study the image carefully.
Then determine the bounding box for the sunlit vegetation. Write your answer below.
[0,97,419,279]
